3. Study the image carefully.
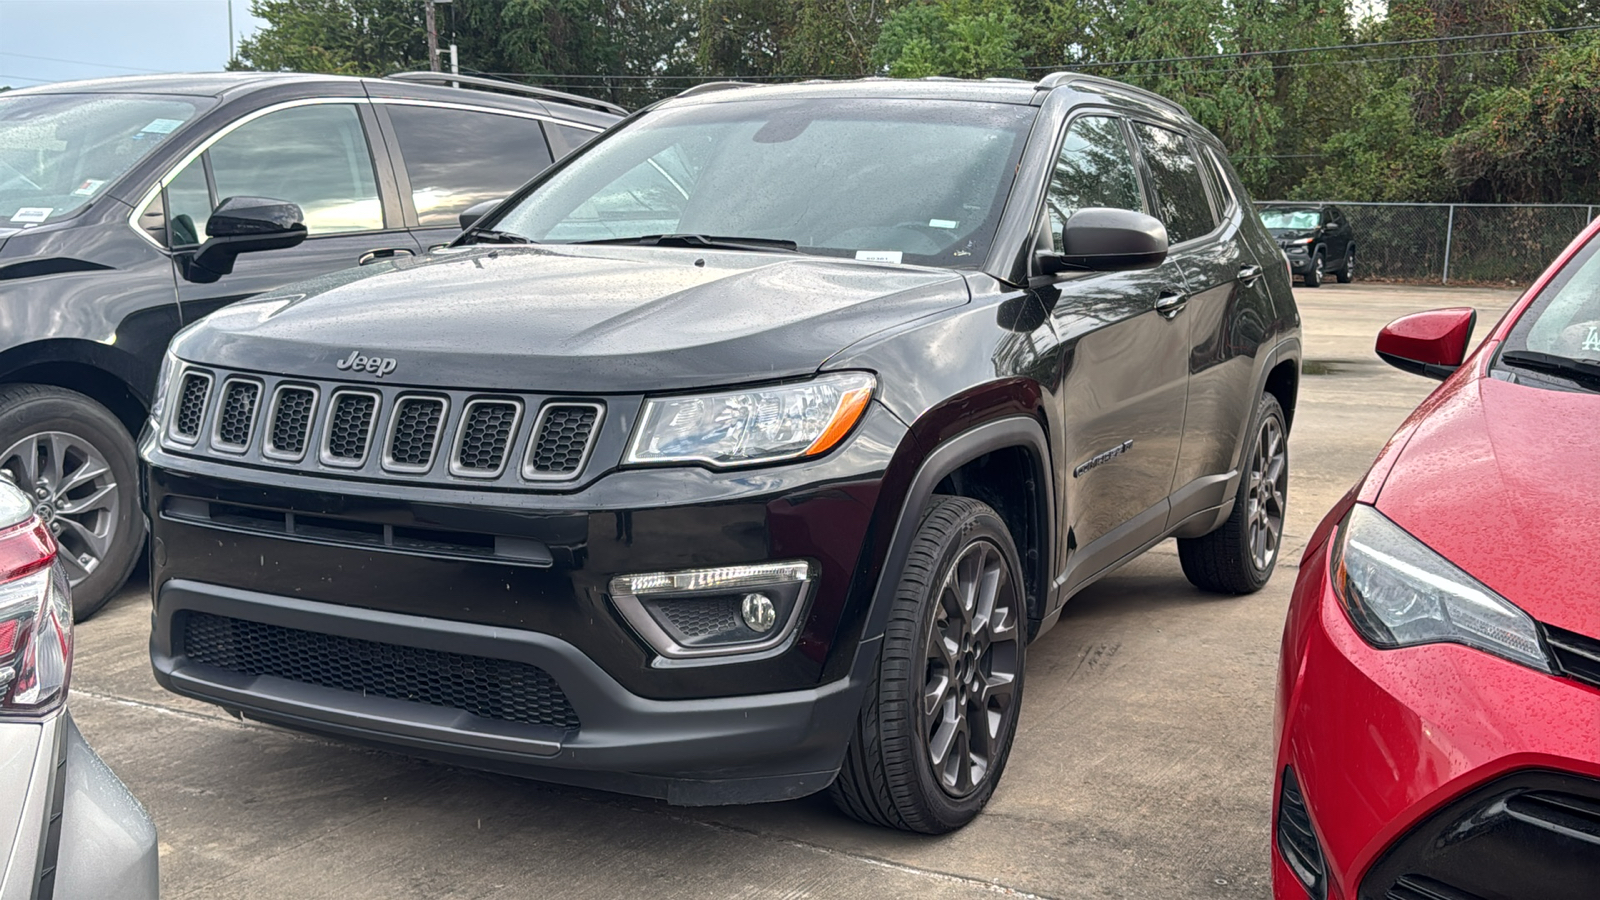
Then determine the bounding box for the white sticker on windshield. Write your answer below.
[139,118,183,135]
[10,207,52,224]
[856,250,903,264]
[71,179,107,197]
[928,219,960,229]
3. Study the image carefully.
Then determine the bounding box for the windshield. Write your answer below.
[490,98,1035,266]
[1502,236,1600,365]
[0,93,204,226]
[1259,208,1321,230]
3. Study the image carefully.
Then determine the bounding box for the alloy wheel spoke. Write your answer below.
[56,459,111,496]
[57,482,115,516]
[924,673,951,719]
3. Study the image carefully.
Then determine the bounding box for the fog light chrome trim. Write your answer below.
[610,561,815,660]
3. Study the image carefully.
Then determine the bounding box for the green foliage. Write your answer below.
[231,0,426,75]
[872,0,1024,79]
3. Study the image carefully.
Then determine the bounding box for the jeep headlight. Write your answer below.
[1331,504,1553,672]
[625,372,875,467]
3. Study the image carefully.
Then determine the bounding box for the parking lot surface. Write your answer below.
[71,282,1520,899]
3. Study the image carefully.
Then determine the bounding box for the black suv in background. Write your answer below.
[1258,201,1356,287]
[0,71,621,618]
[143,74,1300,833]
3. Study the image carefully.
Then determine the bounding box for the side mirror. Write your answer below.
[1036,208,1168,276]
[1376,307,1477,380]
[459,198,504,231]
[185,196,307,284]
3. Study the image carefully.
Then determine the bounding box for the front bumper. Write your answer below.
[144,404,909,804]
[1274,534,1600,899]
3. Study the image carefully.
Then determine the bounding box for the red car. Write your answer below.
[1275,222,1600,900]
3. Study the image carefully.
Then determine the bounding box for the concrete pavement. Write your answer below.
[68,282,1522,899]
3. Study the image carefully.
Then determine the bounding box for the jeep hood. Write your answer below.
[174,245,969,393]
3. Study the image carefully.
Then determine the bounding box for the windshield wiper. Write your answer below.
[1499,349,1600,390]
[568,233,799,252]
[463,229,533,244]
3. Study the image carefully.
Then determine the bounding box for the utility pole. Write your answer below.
[425,0,440,72]
[449,44,459,88]
[227,0,234,62]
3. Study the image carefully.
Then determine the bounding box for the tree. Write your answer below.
[230,0,426,75]
[872,0,1023,78]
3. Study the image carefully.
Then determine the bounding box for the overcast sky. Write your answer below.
[0,0,265,90]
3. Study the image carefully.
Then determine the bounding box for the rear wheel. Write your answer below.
[0,385,142,621]
[1336,246,1355,283]
[829,496,1025,833]
[1177,393,1287,594]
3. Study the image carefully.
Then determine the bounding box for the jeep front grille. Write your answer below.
[324,391,378,465]
[452,400,520,476]
[385,396,446,471]
[172,371,212,441]
[213,379,261,450]
[265,386,316,459]
[161,367,607,486]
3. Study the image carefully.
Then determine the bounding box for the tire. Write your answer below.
[1302,251,1324,287]
[1177,393,1288,595]
[1336,246,1355,283]
[829,495,1026,834]
[0,385,143,621]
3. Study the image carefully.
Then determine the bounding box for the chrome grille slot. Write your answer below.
[321,390,379,466]
[451,399,521,477]
[264,385,316,460]
[524,403,603,480]
[384,396,447,472]
[212,378,262,451]
[171,371,213,442]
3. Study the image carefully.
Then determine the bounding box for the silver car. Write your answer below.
[0,480,156,898]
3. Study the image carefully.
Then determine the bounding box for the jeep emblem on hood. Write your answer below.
[336,350,397,378]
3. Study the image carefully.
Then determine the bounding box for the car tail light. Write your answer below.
[0,485,71,718]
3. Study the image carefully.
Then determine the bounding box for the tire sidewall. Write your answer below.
[0,388,142,618]
[886,502,1026,831]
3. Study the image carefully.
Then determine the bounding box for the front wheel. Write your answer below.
[1302,252,1324,288]
[1336,247,1355,283]
[0,385,143,621]
[1177,393,1288,594]
[829,496,1025,833]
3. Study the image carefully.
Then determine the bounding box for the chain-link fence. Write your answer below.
[1255,202,1598,285]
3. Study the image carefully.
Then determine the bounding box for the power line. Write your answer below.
[1045,22,1600,71]
[0,52,163,73]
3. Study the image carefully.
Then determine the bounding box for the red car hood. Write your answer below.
[1376,371,1600,637]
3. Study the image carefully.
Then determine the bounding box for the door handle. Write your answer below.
[1154,292,1188,319]
[1237,264,1264,287]
[357,247,415,266]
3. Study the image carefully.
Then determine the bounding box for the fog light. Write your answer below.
[741,593,776,633]
[610,561,815,659]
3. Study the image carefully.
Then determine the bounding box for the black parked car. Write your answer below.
[0,71,621,618]
[1257,202,1355,287]
[142,74,1301,833]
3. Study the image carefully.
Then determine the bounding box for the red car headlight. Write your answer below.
[1331,503,1553,673]
[0,485,72,717]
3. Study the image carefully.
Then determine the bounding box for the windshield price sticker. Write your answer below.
[139,118,184,135]
[9,207,52,224]
[71,179,106,197]
[856,250,903,264]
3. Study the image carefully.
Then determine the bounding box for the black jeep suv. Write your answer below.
[1258,201,1356,287]
[0,71,619,618]
[142,74,1300,833]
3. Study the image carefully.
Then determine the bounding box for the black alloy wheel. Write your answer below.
[1303,252,1324,287]
[1177,393,1289,594]
[830,495,1026,833]
[0,385,143,620]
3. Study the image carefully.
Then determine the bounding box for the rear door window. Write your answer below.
[1132,123,1216,245]
[386,105,554,227]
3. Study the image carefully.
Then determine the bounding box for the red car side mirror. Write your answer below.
[1376,307,1478,380]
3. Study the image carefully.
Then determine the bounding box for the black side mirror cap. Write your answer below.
[184,196,306,284]
[459,198,505,231]
[1036,207,1168,275]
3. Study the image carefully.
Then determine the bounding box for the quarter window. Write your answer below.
[1133,123,1215,245]
[386,105,553,227]
[1045,116,1143,251]
[546,122,601,159]
[153,103,383,245]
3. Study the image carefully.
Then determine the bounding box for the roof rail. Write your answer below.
[1034,71,1190,118]
[383,71,627,116]
[675,81,758,99]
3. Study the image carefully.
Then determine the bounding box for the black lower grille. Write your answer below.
[181,612,580,730]
[1546,623,1600,691]
[1385,876,1485,900]
[1277,767,1327,900]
